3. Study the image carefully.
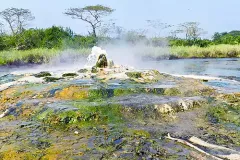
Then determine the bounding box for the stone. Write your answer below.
[62,73,78,77]
[78,69,88,73]
[91,66,97,73]
[108,59,115,68]
[96,54,108,68]
[34,71,51,78]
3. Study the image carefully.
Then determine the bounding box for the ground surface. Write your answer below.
[0,69,239,160]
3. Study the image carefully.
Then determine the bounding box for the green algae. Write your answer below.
[44,77,63,82]
[164,88,181,96]
[207,103,240,126]
[34,71,51,78]
[78,68,88,73]
[38,104,124,128]
[125,72,142,79]
[62,73,78,77]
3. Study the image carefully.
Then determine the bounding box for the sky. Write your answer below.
[0,0,240,38]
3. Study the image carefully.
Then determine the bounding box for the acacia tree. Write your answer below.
[64,5,114,38]
[147,20,172,37]
[178,22,206,40]
[98,20,125,39]
[0,7,35,35]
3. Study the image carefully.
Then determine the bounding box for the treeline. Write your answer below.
[1,26,240,51]
[0,26,96,50]
[169,31,240,47]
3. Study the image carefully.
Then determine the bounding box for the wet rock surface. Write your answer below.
[0,68,239,159]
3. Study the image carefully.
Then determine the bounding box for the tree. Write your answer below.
[178,22,206,40]
[64,5,114,38]
[147,19,172,37]
[98,20,125,39]
[0,7,35,35]
[0,22,4,35]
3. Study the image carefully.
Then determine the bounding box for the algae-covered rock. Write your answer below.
[108,59,114,68]
[126,70,163,83]
[62,73,78,77]
[34,71,51,78]
[164,88,181,96]
[125,72,142,79]
[96,54,108,68]
[44,77,62,82]
[78,68,88,73]
[55,86,88,100]
[91,66,97,73]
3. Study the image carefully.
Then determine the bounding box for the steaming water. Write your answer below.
[0,51,239,93]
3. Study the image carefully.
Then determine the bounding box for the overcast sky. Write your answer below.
[0,0,240,38]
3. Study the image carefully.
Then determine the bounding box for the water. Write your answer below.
[139,58,240,93]
[0,58,240,93]
[139,58,240,79]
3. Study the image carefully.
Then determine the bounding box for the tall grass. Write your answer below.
[0,45,239,66]
[171,44,240,58]
[0,48,91,65]
[131,44,240,59]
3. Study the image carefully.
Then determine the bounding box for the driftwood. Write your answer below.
[166,133,240,160]
[189,136,240,160]
[166,133,222,160]
[0,109,10,118]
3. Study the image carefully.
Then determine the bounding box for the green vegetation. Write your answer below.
[44,77,63,82]
[171,44,240,58]
[125,72,142,79]
[34,71,51,78]
[37,104,123,128]
[62,73,78,77]
[0,6,240,66]
[0,48,90,65]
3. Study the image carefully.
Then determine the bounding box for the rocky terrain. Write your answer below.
[0,48,240,160]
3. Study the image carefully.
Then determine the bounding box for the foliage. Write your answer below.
[64,5,114,38]
[171,44,240,58]
[0,26,96,50]
[0,48,90,65]
[169,38,212,47]
[213,31,240,45]
[177,22,206,40]
[0,7,35,35]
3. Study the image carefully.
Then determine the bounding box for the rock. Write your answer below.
[108,59,115,68]
[62,73,78,77]
[78,69,88,73]
[126,72,142,79]
[96,54,108,68]
[34,71,51,78]
[44,77,62,82]
[154,104,174,114]
[91,66,98,73]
